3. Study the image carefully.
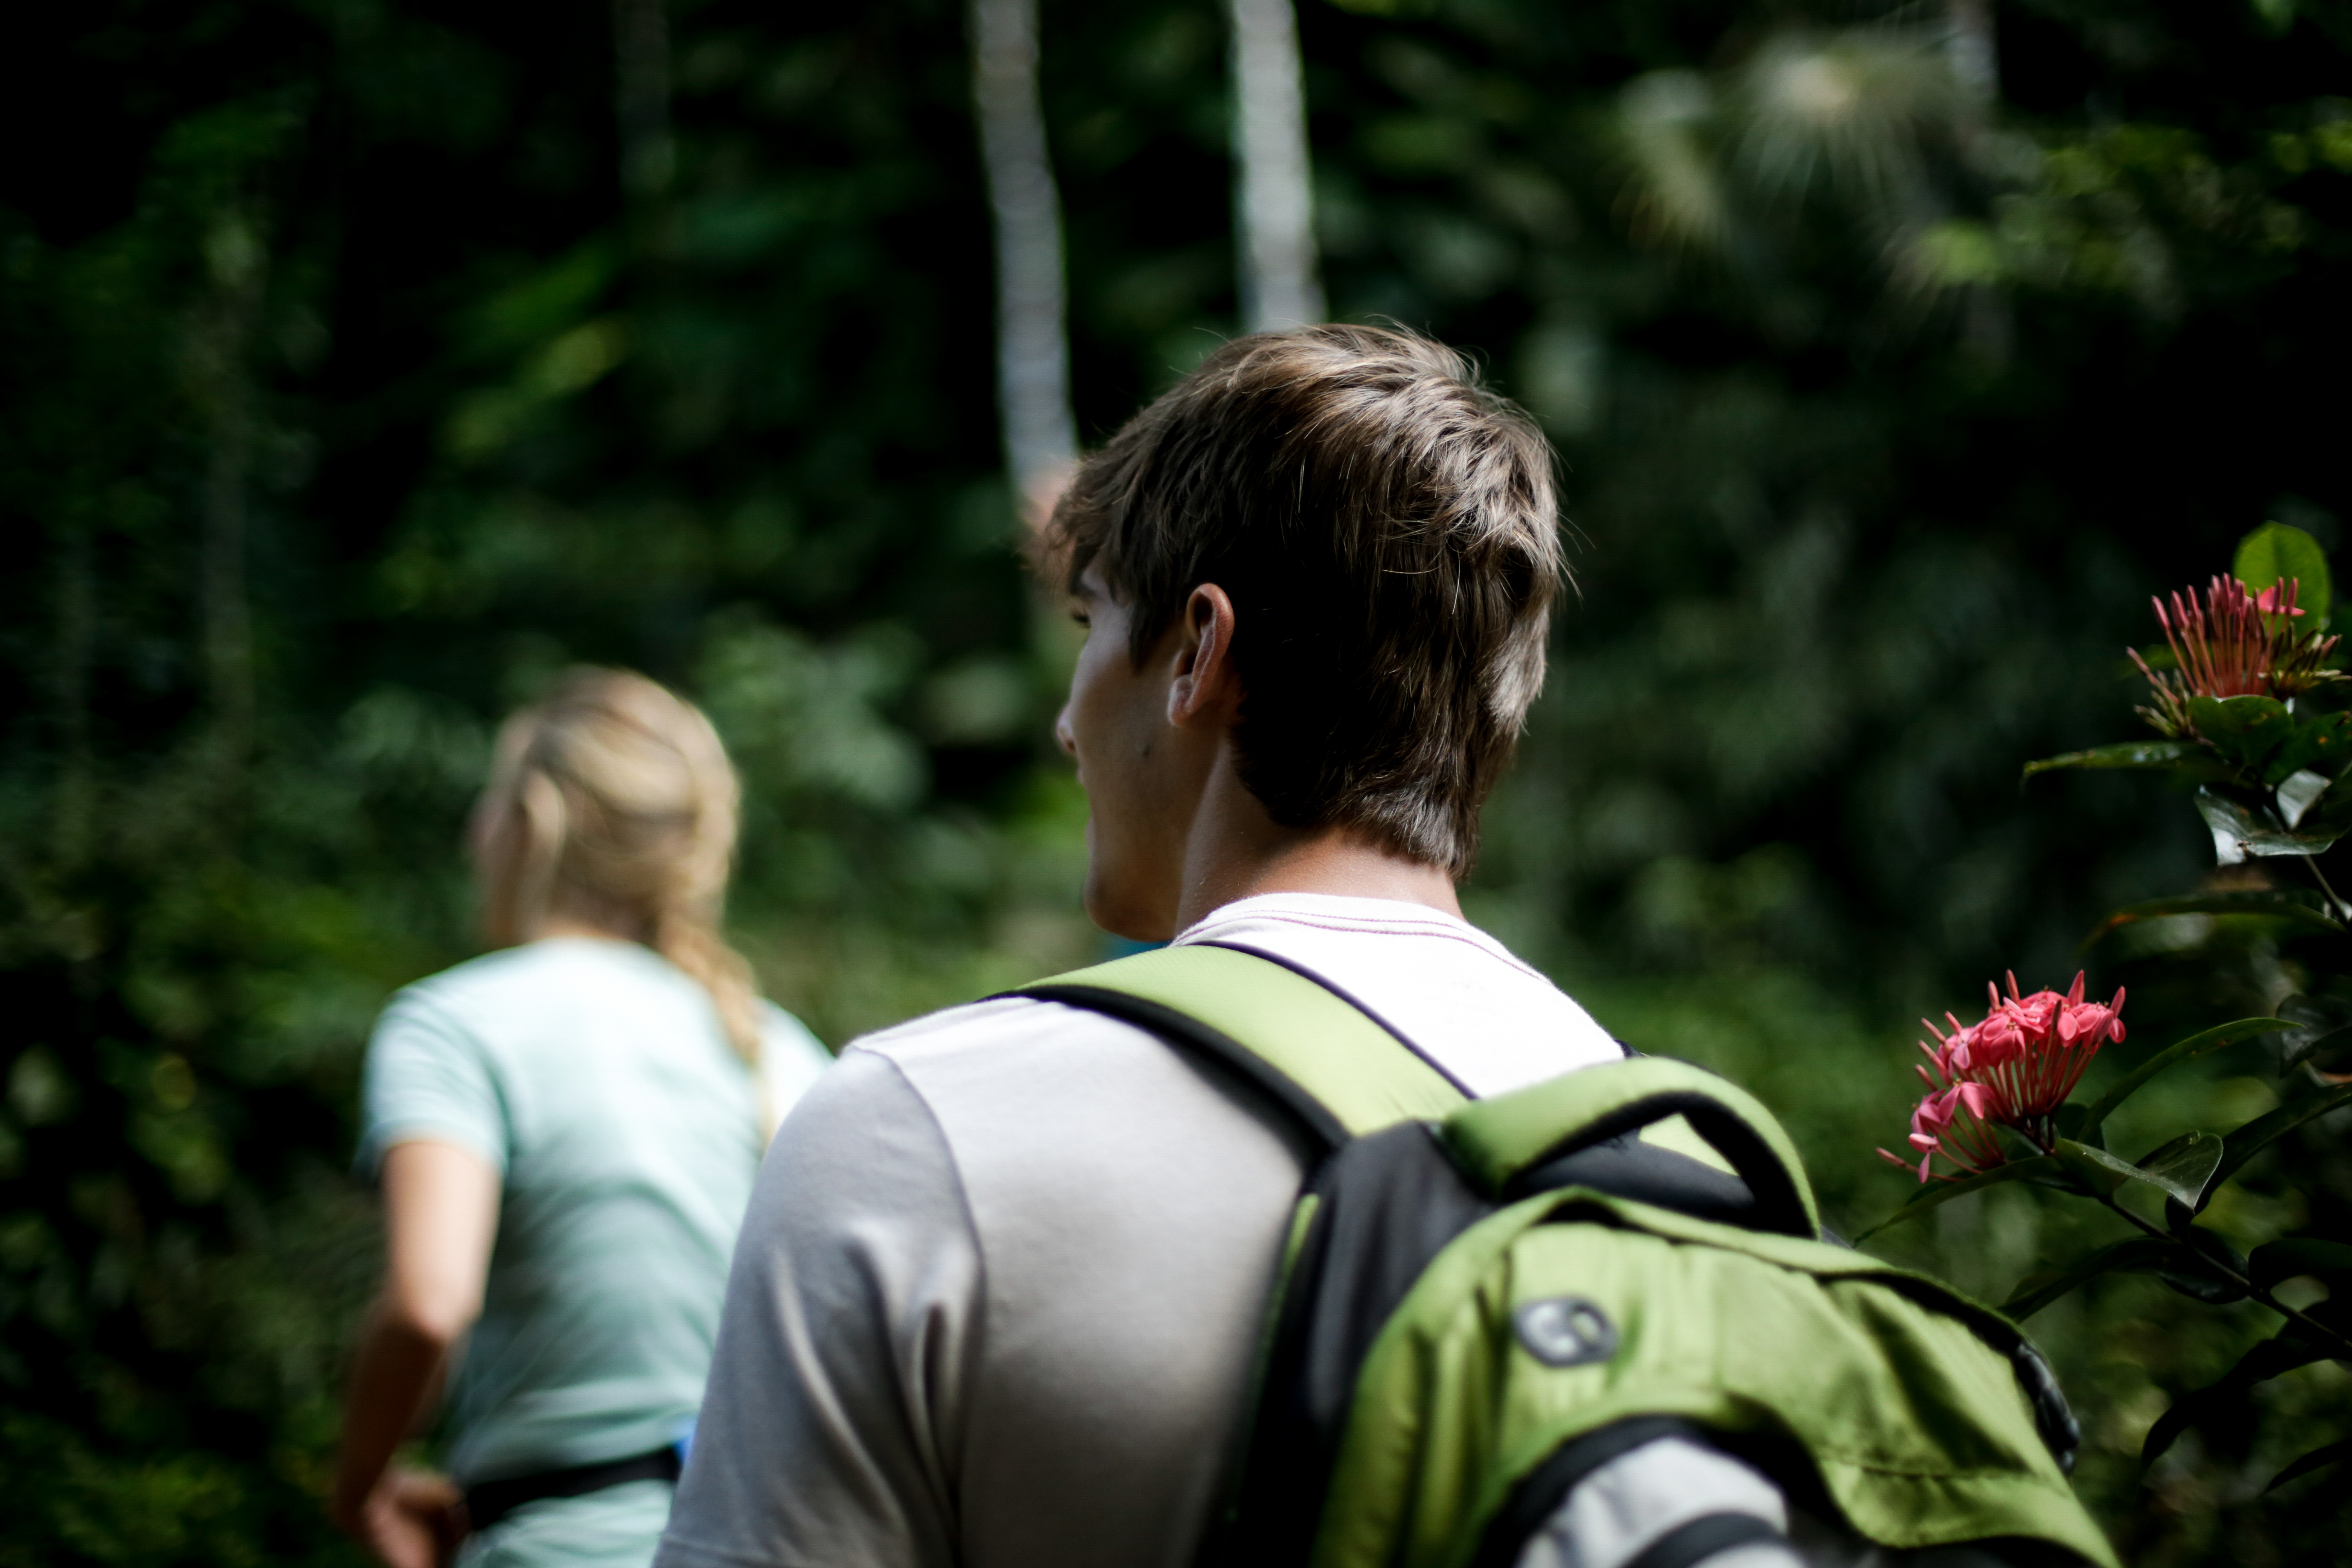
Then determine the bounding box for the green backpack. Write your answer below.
[1014,943,2116,1568]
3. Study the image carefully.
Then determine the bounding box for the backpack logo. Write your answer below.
[1514,1296,1617,1368]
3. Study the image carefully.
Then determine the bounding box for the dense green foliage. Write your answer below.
[4,0,2350,1561]
[1862,523,2352,1564]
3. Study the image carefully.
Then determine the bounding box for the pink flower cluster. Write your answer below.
[1878,972,2127,1183]
[2131,574,2340,737]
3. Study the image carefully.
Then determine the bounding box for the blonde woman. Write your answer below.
[331,669,829,1568]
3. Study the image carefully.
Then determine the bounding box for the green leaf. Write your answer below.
[2020,741,2234,784]
[2276,993,2352,1068]
[2285,1023,2352,1072]
[2265,1439,2352,1494]
[2133,1131,2226,1208]
[2209,1081,2352,1193]
[2188,695,2294,773]
[2143,1332,2334,1468]
[2249,1237,2352,1291]
[1853,1154,2065,1243]
[2196,786,2340,862]
[2234,519,2333,626]
[2154,1224,2250,1304]
[2002,1237,2172,1319]
[2082,895,2341,953]
[2076,1018,2298,1138]
[2292,765,2352,840]
[2053,1139,2137,1195]
[2047,1134,2226,1210]
[2267,712,2352,785]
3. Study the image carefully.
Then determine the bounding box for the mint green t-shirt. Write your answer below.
[359,936,829,1487]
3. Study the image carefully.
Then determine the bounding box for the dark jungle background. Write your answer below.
[4,0,2349,1561]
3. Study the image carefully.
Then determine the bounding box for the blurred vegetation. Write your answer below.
[3,0,2349,1561]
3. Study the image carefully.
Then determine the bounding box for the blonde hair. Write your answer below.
[474,667,763,1069]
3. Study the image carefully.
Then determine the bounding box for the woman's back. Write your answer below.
[334,667,826,1568]
[362,935,824,1485]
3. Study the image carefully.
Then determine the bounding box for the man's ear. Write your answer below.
[1168,583,1240,727]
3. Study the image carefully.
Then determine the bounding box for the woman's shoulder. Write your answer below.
[757,1000,835,1108]
[387,938,687,1031]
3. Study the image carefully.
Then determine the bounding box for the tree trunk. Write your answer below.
[1227,0,1323,332]
[1946,0,2010,364]
[190,210,267,775]
[1946,0,1998,107]
[970,0,1077,523]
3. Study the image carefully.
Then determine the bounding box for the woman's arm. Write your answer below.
[332,1139,501,1568]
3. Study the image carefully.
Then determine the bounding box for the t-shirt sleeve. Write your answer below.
[656,1047,979,1568]
[355,988,510,1179]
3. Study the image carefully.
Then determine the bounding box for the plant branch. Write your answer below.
[2301,851,2350,921]
[2094,1191,2352,1354]
[2015,1128,2352,1358]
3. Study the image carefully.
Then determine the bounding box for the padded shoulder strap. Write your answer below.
[1443,1056,1822,1238]
[1011,943,1468,1149]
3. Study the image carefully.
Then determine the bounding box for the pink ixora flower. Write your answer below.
[1877,971,2127,1183]
[2131,574,2341,737]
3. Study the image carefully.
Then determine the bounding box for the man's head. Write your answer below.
[1042,325,1563,936]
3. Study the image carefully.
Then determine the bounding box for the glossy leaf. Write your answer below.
[2265,1439,2352,1494]
[2133,1131,2226,1209]
[2188,694,2293,773]
[2154,1224,2250,1304]
[2291,768,2352,841]
[2048,1134,2227,1212]
[2267,714,2352,786]
[2275,766,2332,825]
[2250,1238,2352,1291]
[2082,895,2340,953]
[2209,1081,2352,1194]
[2234,520,2333,626]
[1853,1154,2065,1243]
[2284,1024,2352,1073]
[2276,991,2347,1030]
[2276,993,2352,1071]
[2052,1139,2136,1195]
[2142,1333,2334,1468]
[2020,741,2233,784]
[2076,1018,2297,1138]
[2196,786,2340,864]
[2002,1237,2171,1319]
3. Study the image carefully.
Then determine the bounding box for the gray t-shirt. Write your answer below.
[656,894,1626,1568]
[360,936,831,1485]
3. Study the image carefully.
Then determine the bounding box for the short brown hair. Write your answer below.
[1042,325,1563,875]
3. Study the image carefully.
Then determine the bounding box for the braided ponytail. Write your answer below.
[474,669,766,1077]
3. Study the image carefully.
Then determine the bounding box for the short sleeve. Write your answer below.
[356,988,511,1179]
[755,1002,833,1135]
[655,1047,978,1568]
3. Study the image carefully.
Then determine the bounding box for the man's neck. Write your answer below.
[1169,761,1461,935]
